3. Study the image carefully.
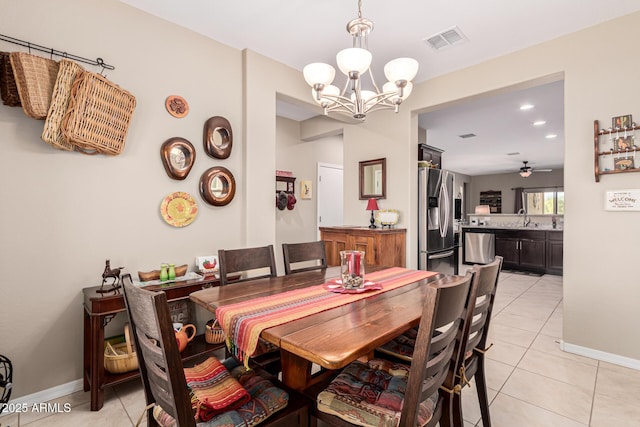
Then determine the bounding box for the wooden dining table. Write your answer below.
[189,266,444,391]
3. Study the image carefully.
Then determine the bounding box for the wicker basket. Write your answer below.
[42,59,84,151]
[205,319,225,344]
[9,52,59,119]
[62,71,136,156]
[104,323,139,374]
[0,52,21,107]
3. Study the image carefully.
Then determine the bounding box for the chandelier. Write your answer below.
[302,0,419,120]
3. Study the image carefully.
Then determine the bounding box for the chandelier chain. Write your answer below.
[357,0,362,18]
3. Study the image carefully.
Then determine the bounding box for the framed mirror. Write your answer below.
[359,158,386,200]
[199,166,236,206]
[160,137,195,180]
[203,116,233,159]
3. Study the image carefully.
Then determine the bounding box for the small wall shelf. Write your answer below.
[276,175,296,194]
[594,120,640,182]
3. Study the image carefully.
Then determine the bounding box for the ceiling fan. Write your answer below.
[519,161,552,177]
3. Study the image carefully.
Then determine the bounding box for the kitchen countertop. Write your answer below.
[461,225,563,231]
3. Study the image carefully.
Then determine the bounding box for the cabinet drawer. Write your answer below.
[548,231,563,241]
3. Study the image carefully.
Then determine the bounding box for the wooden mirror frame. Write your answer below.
[160,137,195,180]
[203,116,233,159]
[199,166,236,206]
[359,158,386,200]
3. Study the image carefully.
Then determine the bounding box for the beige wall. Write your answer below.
[2,0,639,400]
[275,117,343,272]
[470,169,564,214]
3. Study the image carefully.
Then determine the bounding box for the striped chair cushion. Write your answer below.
[317,358,438,427]
[153,358,289,427]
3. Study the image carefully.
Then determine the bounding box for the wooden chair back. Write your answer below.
[282,241,327,274]
[401,272,474,427]
[450,255,503,427]
[218,244,277,286]
[121,274,196,427]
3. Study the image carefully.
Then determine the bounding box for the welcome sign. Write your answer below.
[605,189,640,211]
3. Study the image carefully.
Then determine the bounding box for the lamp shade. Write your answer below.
[474,205,491,214]
[336,48,372,75]
[303,62,336,86]
[366,198,379,211]
[519,170,532,178]
[384,57,419,82]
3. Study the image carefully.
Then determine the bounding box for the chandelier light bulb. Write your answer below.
[384,57,419,83]
[303,63,336,86]
[313,85,340,107]
[336,48,372,76]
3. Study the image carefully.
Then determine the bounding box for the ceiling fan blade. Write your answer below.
[534,168,553,172]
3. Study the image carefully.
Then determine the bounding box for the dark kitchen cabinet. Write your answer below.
[494,230,546,272]
[546,231,564,274]
[418,144,443,169]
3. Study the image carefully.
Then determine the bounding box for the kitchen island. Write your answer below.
[462,225,563,275]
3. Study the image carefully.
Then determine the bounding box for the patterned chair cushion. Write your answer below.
[153,358,289,427]
[317,358,438,427]
[184,357,250,420]
[376,327,419,362]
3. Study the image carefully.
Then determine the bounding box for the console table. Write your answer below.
[83,275,229,411]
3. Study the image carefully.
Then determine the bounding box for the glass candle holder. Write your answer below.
[340,250,365,289]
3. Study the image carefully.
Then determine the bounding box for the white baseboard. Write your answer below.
[7,379,84,407]
[561,341,640,371]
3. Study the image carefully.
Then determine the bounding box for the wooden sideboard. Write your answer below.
[83,275,231,411]
[320,226,406,267]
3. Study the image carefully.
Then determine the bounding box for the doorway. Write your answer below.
[317,163,343,238]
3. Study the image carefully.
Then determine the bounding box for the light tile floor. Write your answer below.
[2,272,640,427]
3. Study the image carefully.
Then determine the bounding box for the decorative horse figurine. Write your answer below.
[98,259,124,294]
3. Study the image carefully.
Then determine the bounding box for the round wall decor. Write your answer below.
[160,137,195,180]
[165,95,189,118]
[199,166,236,206]
[203,116,232,159]
[160,191,198,227]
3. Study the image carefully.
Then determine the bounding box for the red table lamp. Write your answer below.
[366,198,379,229]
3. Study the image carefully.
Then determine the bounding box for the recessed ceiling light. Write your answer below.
[533,120,546,126]
[520,104,534,110]
[545,134,557,139]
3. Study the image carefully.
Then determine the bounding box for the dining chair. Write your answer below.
[217,244,281,374]
[218,244,277,286]
[282,241,327,275]
[313,272,474,427]
[451,255,503,427]
[376,256,504,427]
[121,274,311,427]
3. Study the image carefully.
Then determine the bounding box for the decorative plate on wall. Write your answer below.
[165,95,189,118]
[203,116,232,159]
[160,191,198,227]
[160,137,195,180]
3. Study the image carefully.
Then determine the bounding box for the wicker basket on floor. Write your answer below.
[104,323,138,374]
[62,71,136,156]
[41,59,84,150]
[0,51,21,106]
[205,319,225,344]
[9,52,59,119]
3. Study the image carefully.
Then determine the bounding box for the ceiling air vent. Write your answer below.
[458,133,476,139]
[424,26,468,51]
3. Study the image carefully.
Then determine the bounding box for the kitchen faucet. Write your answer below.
[517,208,531,227]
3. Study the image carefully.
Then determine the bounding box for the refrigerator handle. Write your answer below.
[428,250,455,259]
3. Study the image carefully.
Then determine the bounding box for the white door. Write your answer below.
[317,163,343,238]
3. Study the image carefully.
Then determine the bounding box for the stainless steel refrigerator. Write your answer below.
[418,167,457,275]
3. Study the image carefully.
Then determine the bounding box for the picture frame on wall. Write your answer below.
[615,136,633,150]
[300,180,312,199]
[614,157,634,170]
[612,114,632,129]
